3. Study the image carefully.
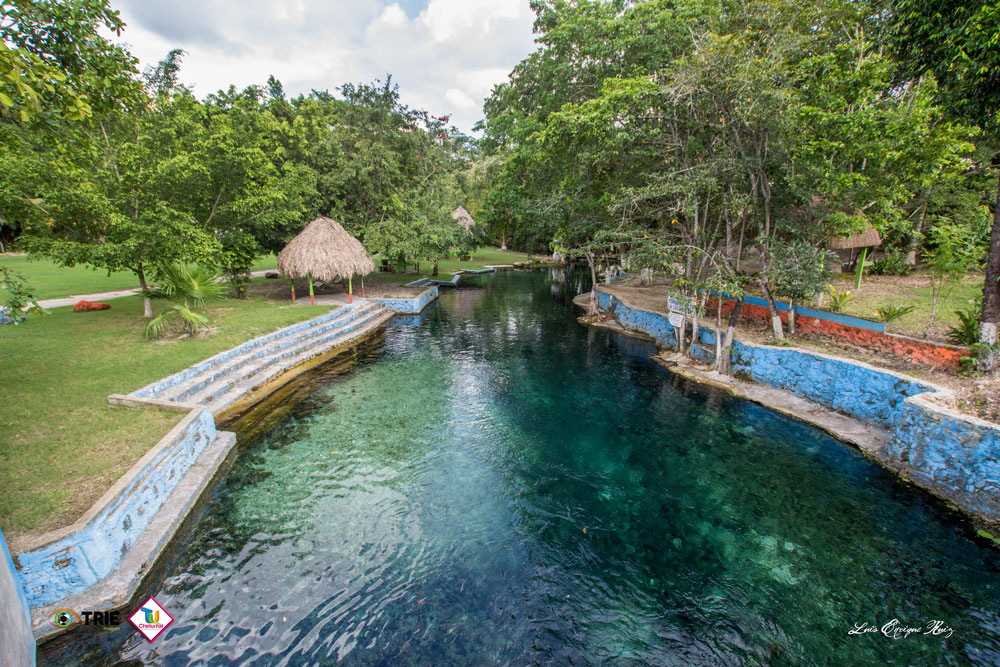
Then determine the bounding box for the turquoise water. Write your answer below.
[43,270,1000,665]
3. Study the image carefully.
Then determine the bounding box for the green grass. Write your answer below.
[1,249,521,301]
[1,254,141,300]
[0,294,329,536]
[372,246,534,282]
[831,273,983,340]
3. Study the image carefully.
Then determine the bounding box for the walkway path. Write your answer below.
[35,271,276,309]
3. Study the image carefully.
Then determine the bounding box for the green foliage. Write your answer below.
[769,241,834,302]
[0,265,44,322]
[868,253,913,276]
[827,287,855,312]
[143,263,226,338]
[959,341,1000,375]
[949,300,983,345]
[876,303,916,323]
[0,0,140,136]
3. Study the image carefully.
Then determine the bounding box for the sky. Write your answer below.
[110,0,538,134]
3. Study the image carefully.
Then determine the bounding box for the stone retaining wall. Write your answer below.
[708,295,968,367]
[14,408,219,608]
[373,286,439,313]
[596,288,1000,523]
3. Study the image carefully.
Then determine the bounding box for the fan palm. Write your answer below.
[144,263,226,338]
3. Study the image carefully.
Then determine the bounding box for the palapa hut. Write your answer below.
[278,216,375,305]
[452,206,475,234]
[826,223,882,288]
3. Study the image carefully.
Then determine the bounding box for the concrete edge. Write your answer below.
[10,406,205,555]
[31,431,238,642]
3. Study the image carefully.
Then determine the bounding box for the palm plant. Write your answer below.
[144,263,226,339]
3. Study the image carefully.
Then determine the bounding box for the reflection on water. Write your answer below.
[42,269,1000,666]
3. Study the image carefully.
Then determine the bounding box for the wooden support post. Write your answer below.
[348,276,353,304]
[308,274,315,305]
[361,276,365,299]
[290,279,296,302]
[854,247,867,290]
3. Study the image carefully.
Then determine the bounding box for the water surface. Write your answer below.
[45,269,1000,665]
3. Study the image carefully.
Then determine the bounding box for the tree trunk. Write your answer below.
[788,300,796,335]
[760,276,784,340]
[720,297,744,375]
[137,265,152,319]
[980,168,1000,344]
[432,261,439,277]
[586,252,598,315]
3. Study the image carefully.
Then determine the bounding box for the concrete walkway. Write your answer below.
[35,270,276,309]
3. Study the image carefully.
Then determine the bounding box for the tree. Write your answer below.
[891,0,1000,343]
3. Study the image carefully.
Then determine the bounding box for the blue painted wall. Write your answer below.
[16,409,218,607]
[596,289,1000,523]
[373,287,439,314]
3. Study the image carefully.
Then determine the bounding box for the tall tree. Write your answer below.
[891,0,1000,343]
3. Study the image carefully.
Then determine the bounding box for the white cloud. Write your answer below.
[111,0,536,133]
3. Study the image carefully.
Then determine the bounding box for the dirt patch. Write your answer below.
[599,281,999,425]
[249,275,426,300]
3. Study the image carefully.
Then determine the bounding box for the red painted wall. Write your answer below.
[708,298,968,368]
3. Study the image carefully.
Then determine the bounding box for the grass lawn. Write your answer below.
[1,254,141,300]
[372,246,533,282]
[830,273,983,341]
[0,294,329,537]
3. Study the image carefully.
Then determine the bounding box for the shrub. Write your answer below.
[948,300,982,345]
[876,303,916,323]
[827,286,854,312]
[868,253,912,276]
[144,264,226,339]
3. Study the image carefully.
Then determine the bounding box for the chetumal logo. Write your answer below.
[128,596,174,642]
[50,608,121,629]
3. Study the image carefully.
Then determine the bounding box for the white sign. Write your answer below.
[668,312,685,328]
[129,596,174,642]
[667,296,695,316]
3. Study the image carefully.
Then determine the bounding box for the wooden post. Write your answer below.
[361,276,365,298]
[348,275,353,304]
[854,247,867,290]
[308,274,315,305]
[290,278,296,302]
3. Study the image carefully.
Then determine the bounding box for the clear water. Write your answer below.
[43,270,1000,666]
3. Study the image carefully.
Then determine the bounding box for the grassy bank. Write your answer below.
[0,294,328,537]
[372,247,534,282]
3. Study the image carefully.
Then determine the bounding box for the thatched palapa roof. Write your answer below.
[278,217,375,281]
[826,223,882,249]
[452,206,475,233]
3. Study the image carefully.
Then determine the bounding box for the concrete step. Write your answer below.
[159,302,381,403]
[200,307,394,414]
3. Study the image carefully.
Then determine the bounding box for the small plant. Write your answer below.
[948,299,982,345]
[959,341,1000,375]
[876,303,916,323]
[827,286,854,312]
[868,253,913,276]
[144,263,226,339]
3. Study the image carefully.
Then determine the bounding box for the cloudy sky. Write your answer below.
[110,0,538,134]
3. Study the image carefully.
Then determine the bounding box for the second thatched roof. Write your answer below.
[826,223,882,249]
[277,217,375,281]
[452,206,475,233]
